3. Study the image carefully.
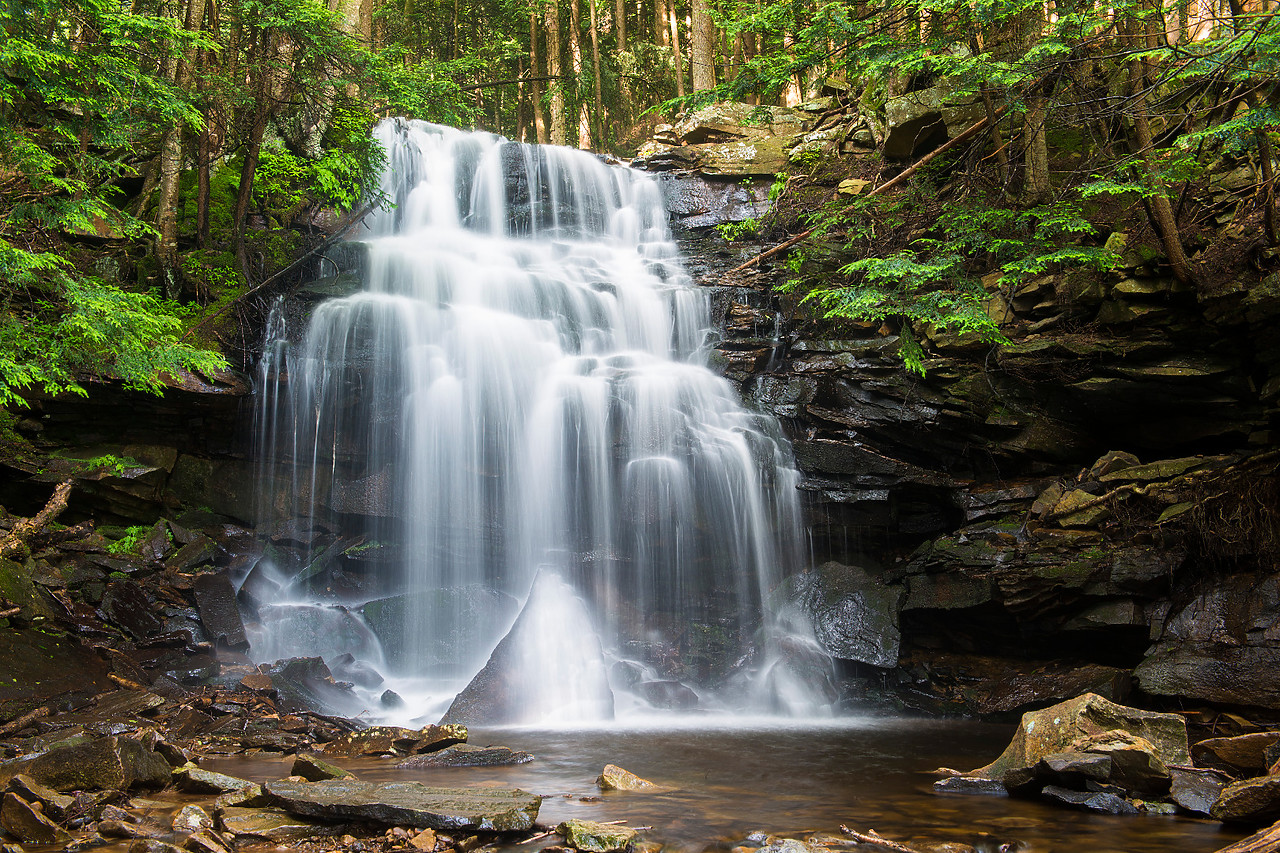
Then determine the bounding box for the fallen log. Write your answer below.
[0,480,73,560]
[840,824,923,853]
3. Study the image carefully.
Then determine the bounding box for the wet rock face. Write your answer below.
[16,735,172,792]
[785,562,903,668]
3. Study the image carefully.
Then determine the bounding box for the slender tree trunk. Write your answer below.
[616,0,626,50]
[587,0,605,146]
[668,0,684,97]
[234,31,277,281]
[690,0,716,91]
[569,0,590,147]
[547,0,567,145]
[530,13,549,144]
[195,0,219,248]
[156,0,199,297]
[655,0,668,46]
[1127,14,1193,282]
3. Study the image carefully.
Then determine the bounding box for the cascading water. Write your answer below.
[250,119,832,724]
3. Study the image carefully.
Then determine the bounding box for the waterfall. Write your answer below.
[251,119,831,724]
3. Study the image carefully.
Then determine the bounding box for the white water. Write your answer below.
[252,120,829,724]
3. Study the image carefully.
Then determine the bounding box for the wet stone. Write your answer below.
[5,774,74,820]
[183,829,232,853]
[217,807,329,842]
[1168,766,1231,816]
[1193,733,1280,775]
[174,765,254,794]
[0,793,72,844]
[192,572,247,649]
[1039,784,1139,815]
[172,804,214,833]
[396,745,534,768]
[597,765,658,792]
[557,819,637,853]
[1211,775,1280,824]
[22,735,171,792]
[129,840,187,853]
[263,779,541,832]
[320,725,467,758]
[292,753,356,781]
[932,776,1007,796]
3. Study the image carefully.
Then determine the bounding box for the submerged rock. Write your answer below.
[1039,784,1139,815]
[263,779,542,831]
[217,806,330,842]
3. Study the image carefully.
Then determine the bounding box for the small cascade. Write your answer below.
[252,119,832,723]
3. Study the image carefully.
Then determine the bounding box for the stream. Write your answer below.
[199,719,1244,853]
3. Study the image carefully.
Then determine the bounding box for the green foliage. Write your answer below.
[106,524,153,555]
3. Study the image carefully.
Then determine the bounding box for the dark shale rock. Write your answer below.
[263,779,542,831]
[262,657,361,716]
[1169,765,1231,816]
[1039,784,1139,815]
[192,571,248,650]
[396,745,534,768]
[932,776,1008,796]
[786,562,904,668]
[5,774,74,820]
[1136,573,1280,709]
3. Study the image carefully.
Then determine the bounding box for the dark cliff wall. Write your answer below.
[669,173,1280,719]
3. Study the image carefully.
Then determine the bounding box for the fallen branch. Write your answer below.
[0,480,73,560]
[0,706,51,737]
[0,606,18,618]
[727,108,1006,275]
[840,825,923,853]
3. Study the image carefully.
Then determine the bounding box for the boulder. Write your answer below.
[1169,765,1231,816]
[21,735,171,791]
[261,657,362,717]
[263,779,541,831]
[184,829,233,853]
[1213,776,1280,824]
[396,745,534,768]
[0,792,72,844]
[970,694,1190,784]
[1035,751,1112,786]
[786,562,904,668]
[1193,733,1280,775]
[557,818,637,853]
[291,754,355,781]
[597,765,658,792]
[320,725,466,758]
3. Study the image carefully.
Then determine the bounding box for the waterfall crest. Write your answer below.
[253,119,829,723]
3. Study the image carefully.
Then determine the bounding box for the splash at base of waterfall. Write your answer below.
[249,120,835,725]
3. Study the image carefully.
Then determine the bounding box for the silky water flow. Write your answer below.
[249,119,834,725]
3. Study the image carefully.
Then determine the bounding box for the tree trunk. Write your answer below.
[690,0,716,91]
[569,0,590,147]
[588,0,604,146]
[668,0,684,97]
[616,0,626,50]
[655,0,668,46]
[547,1,567,145]
[1127,13,1194,283]
[234,31,276,282]
[530,13,549,144]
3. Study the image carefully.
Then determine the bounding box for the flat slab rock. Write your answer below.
[263,779,541,832]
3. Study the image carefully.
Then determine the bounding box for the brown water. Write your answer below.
[205,717,1245,853]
